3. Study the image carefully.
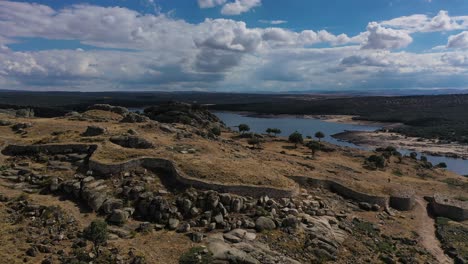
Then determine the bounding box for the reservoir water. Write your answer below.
[214,112,468,176]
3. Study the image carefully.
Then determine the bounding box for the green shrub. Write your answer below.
[83,220,108,256]
[238,124,250,134]
[367,155,386,168]
[288,131,303,148]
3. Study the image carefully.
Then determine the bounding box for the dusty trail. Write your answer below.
[414,197,452,264]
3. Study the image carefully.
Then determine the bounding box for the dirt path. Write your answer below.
[414,197,452,264]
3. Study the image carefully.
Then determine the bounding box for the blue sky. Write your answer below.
[0,0,467,92]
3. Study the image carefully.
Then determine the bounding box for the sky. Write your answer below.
[0,0,468,92]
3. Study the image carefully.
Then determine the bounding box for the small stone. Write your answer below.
[168,218,180,230]
[177,222,191,233]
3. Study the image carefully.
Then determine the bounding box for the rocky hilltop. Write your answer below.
[0,103,466,264]
[144,102,224,129]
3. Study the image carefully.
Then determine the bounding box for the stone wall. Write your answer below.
[2,144,97,156]
[429,194,468,221]
[288,176,389,208]
[89,157,299,198]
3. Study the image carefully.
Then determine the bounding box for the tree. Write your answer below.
[367,155,386,168]
[315,131,325,142]
[238,124,250,134]
[266,128,273,136]
[288,131,303,148]
[271,128,281,137]
[83,219,108,256]
[247,137,261,149]
[307,141,321,157]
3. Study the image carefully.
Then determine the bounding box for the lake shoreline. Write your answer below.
[223,111,398,128]
[333,130,468,160]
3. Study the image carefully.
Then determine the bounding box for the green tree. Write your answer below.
[271,128,281,137]
[288,131,303,148]
[307,141,321,157]
[315,131,325,142]
[83,219,108,256]
[238,124,250,134]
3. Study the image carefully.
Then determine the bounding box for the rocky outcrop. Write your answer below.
[81,125,107,137]
[109,135,154,149]
[120,112,149,123]
[144,102,224,128]
[87,104,129,115]
[15,108,35,118]
[429,194,468,221]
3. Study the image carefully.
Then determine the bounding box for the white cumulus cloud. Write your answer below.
[361,22,413,50]
[221,0,261,15]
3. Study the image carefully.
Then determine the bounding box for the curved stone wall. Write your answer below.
[288,176,389,208]
[430,194,468,221]
[88,157,299,199]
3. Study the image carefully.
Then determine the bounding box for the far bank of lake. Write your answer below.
[214,111,468,176]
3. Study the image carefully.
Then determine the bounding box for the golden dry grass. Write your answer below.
[0,112,466,197]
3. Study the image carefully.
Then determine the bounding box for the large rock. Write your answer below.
[120,112,149,123]
[110,135,154,149]
[108,209,129,224]
[12,122,32,131]
[223,229,256,243]
[82,126,106,137]
[255,216,276,232]
[101,199,124,214]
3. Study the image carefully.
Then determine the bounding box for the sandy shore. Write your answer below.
[305,114,401,128]
[334,130,468,160]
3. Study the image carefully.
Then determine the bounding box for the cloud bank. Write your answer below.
[0,1,467,92]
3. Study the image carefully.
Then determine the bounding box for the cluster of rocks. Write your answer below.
[0,108,34,118]
[110,135,154,149]
[144,102,224,128]
[3,196,80,263]
[50,172,352,262]
[16,108,35,118]
[87,104,129,115]
[11,122,33,134]
[120,112,149,123]
[81,125,107,137]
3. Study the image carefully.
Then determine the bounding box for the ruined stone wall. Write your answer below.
[288,176,389,208]
[89,157,298,198]
[2,144,97,156]
[430,194,468,221]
